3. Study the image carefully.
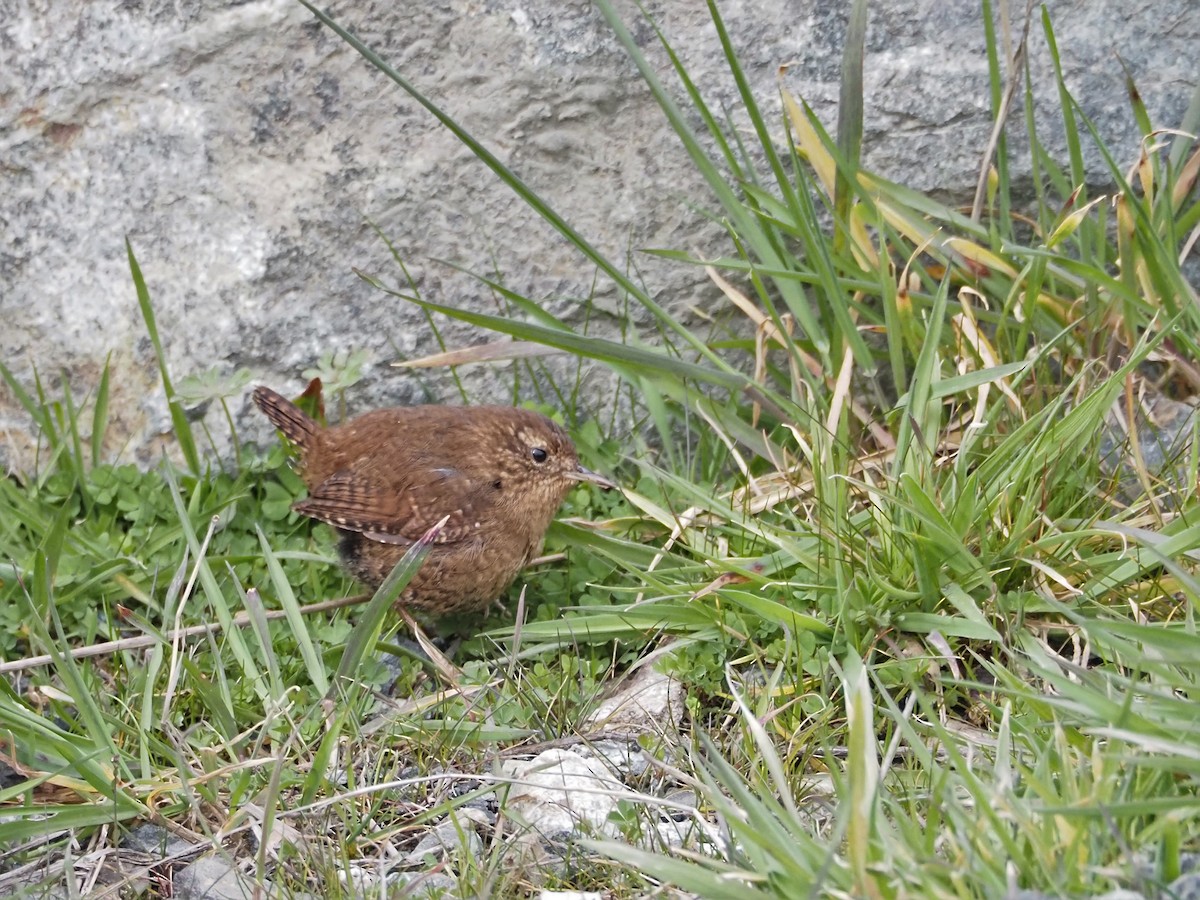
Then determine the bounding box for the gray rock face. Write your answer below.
[2,0,1195,466]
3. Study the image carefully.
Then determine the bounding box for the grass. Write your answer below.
[2,0,1200,896]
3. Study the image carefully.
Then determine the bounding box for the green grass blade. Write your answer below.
[257,525,330,694]
[161,463,265,699]
[91,352,112,467]
[358,272,752,394]
[127,239,200,473]
[329,518,442,694]
[834,0,867,254]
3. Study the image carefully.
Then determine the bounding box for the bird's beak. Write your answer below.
[568,465,617,491]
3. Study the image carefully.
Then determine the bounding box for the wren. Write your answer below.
[252,386,612,615]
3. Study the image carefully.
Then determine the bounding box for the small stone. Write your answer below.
[662,788,699,816]
[655,814,726,855]
[401,816,484,866]
[586,667,684,735]
[391,871,458,897]
[172,854,263,900]
[339,863,384,893]
[455,806,494,828]
[582,739,649,778]
[459,792,498,822]
[0,759,25,791]
[502,749,625,839]
[1166,873,1200,900]
[1099,394,1199,509]
[121,822,197,858]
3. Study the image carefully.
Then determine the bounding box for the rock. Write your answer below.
[0,759,26,791]
[172,854,264,900]
[1099,393,1198,509]
[401,815,485,867]
[655,815,725,854]
[661,787,699,817]
[341,863,456,896]
[390,871,458,897]
[580,738,650,778]
[121,822,198,859]
[458,791,499,823]
[586,666,684,736]
[2,1,1195,465]
[1167,873,1200,900]
[337,863,380,894]
[502,748,625,839]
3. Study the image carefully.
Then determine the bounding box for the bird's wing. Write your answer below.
[294,463,491,545]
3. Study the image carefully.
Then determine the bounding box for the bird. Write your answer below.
[252,385,612,615]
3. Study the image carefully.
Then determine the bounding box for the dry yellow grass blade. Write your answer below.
[1172,143,1200,212]
[399,607,463,686]
[1114,193,1146,310]
[787,89,1086,336]
[0,594,370,676]
[1045,195,1109,249]
[394,340,563,368]
[781,89,877,267]
[826,344,855,439]
[704,264,894,449]
[782,89,835,195]
[704,264,804,427]
[953,286,1024,419]
[942,237,1019,280]
[363,683,490,733]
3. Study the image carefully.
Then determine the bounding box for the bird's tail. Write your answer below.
[253,385,320,451]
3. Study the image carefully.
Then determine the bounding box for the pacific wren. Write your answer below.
[253,386,611,614]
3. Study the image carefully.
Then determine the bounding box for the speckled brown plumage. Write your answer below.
[253,385,610,614]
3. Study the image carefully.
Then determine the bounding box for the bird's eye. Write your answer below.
[530,447,549,464]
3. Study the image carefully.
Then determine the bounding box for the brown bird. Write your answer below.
[252,385,612,615]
